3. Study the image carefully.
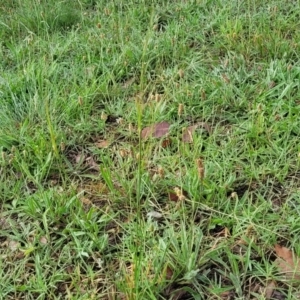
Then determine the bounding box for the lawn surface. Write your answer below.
[1,0,300,299]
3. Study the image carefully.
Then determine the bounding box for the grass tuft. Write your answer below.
[1,0,300,299]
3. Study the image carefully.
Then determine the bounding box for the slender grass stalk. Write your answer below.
[135,8,155,208]
[45,101,59,159]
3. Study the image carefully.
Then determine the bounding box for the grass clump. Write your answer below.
[1,0,300,299]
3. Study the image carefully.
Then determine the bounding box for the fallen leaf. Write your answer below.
[161,137,172,148]
[147,211,163,219]
[75,153,85,164]
[39,236,48,245]
[182,126,195,143]
[151,166,165,181]
[119,149,131,157]
[153,24,158,31]
[264,280,276,299]
[218,291,235,299]
[141,121,170,140]
[95,140,110,148]
[168,188,188,202]
[222,74,230,83]
[169,289,189,300]
[165,266,173,280]
[269,81,276,89]
[8,240,20,252]
[122,77,135,88]
[0,217,10,229]
[274,244,300,280]
[79,181,108,195]
[85,156,99,171]
[182,122,211,143]
[128,123,135,134]
[168,191,180,202]
[100,111,108,121]
[230,192,238,199]
[80,196,93,206]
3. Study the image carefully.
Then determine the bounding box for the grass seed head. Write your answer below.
[101,111,108,121]
[174,187,186,201]
[178,69,184,78]
[196,158,205,180]
[128,123,134,133]
[155,93,161,102]
[178,103,184,116]
[158,166,164,178]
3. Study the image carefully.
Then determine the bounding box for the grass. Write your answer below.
[1,0,300,299]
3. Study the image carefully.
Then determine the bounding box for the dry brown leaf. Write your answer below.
[75,153,85,164]
[274,244,300,280]
[168,191,179,202]
[14,251,25,260]
[222,74,230,83]
[39,236,48,245]
[182,126,196,143]
[122,77,135,88]
[168,188,188,202]
[154,93,162,102]
[182,122,211,143]
[165,266,173,280]
[141,121,170,140]
[80,196,93,206]
[8,240,20,252]
[100,111,108,121]
[147,211,163,219]
[170,289,189,300]
[119,149,131,158]
[174,187,186,201]
[79,181,108,195]
[128,123,135,134]
[161,137,172,148]
[264,280,276,299]
[269,81,276,89]
[95,140,110,148]
[0,217,10,230]
[85,156,99,171]
[218,291,235,300]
